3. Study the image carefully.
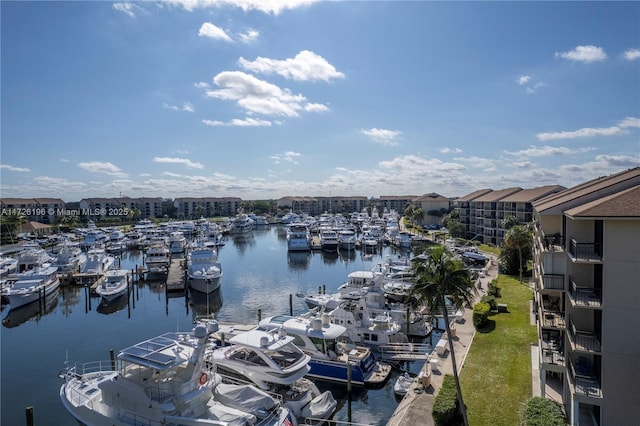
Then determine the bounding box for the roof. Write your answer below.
[500,185,566,203]
[414,193,451,202]
[1,198,37,205]
[473,187,523,202]
[565,185,640,218]
[455,189,492,202]
[533,167,640,213]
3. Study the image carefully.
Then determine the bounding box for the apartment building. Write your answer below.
[531,167,640,425]
[412,192,452,227]
[1,197,66,224]
[277,196,368,216]
[173,197,242,219]
[456,185,565,245]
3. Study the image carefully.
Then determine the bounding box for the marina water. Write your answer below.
[1,225,434,426]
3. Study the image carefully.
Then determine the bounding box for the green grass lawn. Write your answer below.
[460,274,537,426]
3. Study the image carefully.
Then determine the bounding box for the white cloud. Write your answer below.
[153,157,204,169]
[162,102,194,112]
[60,158,69,163]
[78,161,128,177]
[239,29,259,44]
[204,71,327,117]
[112,2,143,18]
[361,128,402,146]
[166,0,319,15]
[194,82,210,89]
[271,151,302,164]
[202,117,272,127]
[517,75,531,85]
[198,22,233,42]
[623,48,640,60]
[537,117,639,141]
[304,103,330,112]
[555,45,607,63]
[0,164,30,172]
[238,50,345,82]
[504,145,595,157]
[440,147,462,154]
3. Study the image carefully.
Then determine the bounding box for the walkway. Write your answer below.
[386,255,497,426]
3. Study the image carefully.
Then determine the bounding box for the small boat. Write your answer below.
[393,372,414,396]
[95,269,131,302]
[287,222,311,251]
[59,318,297,426]
[52,241,87,274]
[81,248,115,275]
[168,231,187,253]
[144,243,170,274]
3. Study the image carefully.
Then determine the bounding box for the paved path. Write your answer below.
[386,255,498,426]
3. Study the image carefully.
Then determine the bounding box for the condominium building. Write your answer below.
[173,197,242,219]
[531,167,640,425]
[456,185,564,245]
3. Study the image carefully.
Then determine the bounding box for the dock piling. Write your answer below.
[25,406,34,426]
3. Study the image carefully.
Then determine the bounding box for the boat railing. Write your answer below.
[377,343,432,361]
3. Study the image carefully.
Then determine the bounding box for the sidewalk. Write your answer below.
[386,257,497,426]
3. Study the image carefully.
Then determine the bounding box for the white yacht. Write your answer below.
[258,314,391,386]
[287,222,311,251]
[229,213,255,234]
[60,319,296,426]
[211,327,337,425]
[319,228,340,253]
[82,247,115,275]
[145,243,170,274]
[0,256,18,277]
[95,269,131,302]
[187,244,223,293]
[53,241,87,274]
[338,228,357,251]
[6,265,60,310]
[168,231,187,253]
[15,248,54,273]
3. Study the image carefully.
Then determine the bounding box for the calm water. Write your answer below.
[1,225,429,426]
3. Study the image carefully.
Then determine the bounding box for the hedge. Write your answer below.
[473,302,491,328]
[522,396,565,426]
[433,374,459,425]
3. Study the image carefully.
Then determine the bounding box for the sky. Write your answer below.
[1,0,639,202]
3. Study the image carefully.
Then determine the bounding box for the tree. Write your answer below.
[410,245,476,426]
[501,215,519,230]
[503,225,532,283]
[412,207,424,226]
[0,212,27,243]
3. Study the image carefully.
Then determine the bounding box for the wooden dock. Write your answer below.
[166,258,186,291]
[310,235,322,250]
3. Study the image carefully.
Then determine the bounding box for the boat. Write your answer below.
[145,243,170,274]
[95,269,131,302]
[258,314,391,386]
[248,213,269,227]
[393,372,414,396]
[81,248,115,275]
[390,231,412,249]
[79,229,107,250]
[229,213,255,234]
[360,231,379,252]
[338,228,357,251]
[2,285,59,328]
[211,327,337,425]
[319,229,339,253]
[52,241,87,274]
[0,256,18,277]
[5,265,60,310]
[59,318,296,426]
[169,231,188,253]
[287,222,311,251]
[187,244,223,294]
[15,248,54,273]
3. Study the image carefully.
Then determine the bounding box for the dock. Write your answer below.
[310,235,322,250]
[166,258,186,291]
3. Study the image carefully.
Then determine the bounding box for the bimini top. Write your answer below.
[228,328,297,350]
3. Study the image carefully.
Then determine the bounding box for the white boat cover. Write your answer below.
[301,390,337,420]
[207,403,257,426]
[213,383,277,415]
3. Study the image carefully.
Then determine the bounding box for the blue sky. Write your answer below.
[1,0,639,202]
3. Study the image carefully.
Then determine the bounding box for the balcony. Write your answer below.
[541,274,565,291]
[568,317,601,353]
[540,330,565,366]
[568,279,602,309]
[540,310,566,329]
[568,239,602,263]
[569,357,602,398]
[540,233,564,252]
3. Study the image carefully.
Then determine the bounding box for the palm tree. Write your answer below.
[410,245,476,426]
[503,224,532,283]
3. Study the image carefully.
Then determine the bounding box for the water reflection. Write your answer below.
[2,289,59,328]
[96,293,129,315]
[287,251,311,270]
[188,288,223,317]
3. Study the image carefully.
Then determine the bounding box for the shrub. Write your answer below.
[433,374,459,425]
[488,280,501,298]
[473,302,491,328]
[523,397,565,426]
[480,295,497,311]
